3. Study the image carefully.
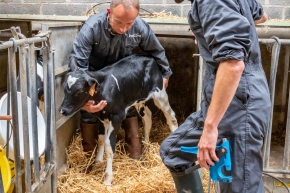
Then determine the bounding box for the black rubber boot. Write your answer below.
[171,170,204,193]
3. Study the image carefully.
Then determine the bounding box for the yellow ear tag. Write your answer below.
[89,83,96,96]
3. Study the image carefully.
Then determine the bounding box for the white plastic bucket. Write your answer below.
[0,92,46,160]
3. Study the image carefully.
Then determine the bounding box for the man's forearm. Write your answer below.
[204,59,245,130]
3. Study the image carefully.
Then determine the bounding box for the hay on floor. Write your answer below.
[58,115,211,193]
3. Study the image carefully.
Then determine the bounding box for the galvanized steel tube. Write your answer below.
[259,37,281,169]
[28,43,41,183]
[283,46,290,172]
[42,47,51,168]
[18,44,32,192]
[8,46,22,193]
[0,37,47,50]
[49,51,57,193]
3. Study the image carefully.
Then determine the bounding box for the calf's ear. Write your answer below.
[87,77,98,96]
[84,71,98,86]
[85,72,98,96]
[89,82,97,96]
[86,76,97,87]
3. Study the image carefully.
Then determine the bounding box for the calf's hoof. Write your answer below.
[103,173,113,186]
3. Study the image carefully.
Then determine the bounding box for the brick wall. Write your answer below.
[0,0,289,20]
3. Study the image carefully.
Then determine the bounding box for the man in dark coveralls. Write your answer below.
[68,0,172,160]
[160,0,268,192]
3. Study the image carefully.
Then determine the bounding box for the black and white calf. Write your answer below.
[59,54,178,185]
[16,51,44,114]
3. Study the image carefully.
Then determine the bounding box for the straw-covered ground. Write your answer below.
[57,114,215,193]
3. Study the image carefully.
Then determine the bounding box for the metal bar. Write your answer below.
[31,163,56,192]
[54,64,68,76]
[19,44,32,192]
[5,64,11,159]
[193,54,204,112]
[0,37,47,50]
[55,113,76,130]
[0,14,88,22]
[8,46,22,193]
[49,51,57,193]
[28,43,41,183]
[283,46,290,172]
[42,46,52,169]
[280,46,289,123]
[259,39,276,44]
[263,169,290,175]
[280,39,290,45]
[263,37,281,169]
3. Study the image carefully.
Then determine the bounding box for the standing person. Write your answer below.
[68,0,172,160]
[160,0,268,192]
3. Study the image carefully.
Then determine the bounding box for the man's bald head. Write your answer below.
[110,0,140,13]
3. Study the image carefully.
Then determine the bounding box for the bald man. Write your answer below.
[68,0,172,160]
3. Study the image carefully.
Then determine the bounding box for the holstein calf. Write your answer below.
[17,51,44,114]
[59,54,178,185]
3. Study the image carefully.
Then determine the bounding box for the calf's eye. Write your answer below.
[73,90,83,97]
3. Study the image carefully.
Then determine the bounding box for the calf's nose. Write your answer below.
[59,108,66,115]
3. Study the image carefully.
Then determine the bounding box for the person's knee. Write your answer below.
[159,138,170,163]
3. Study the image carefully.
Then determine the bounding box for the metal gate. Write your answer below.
[0,27,57,193]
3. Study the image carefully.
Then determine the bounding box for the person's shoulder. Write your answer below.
[134,17,150,29]
[85,12,107,27]
[135,17,149,24]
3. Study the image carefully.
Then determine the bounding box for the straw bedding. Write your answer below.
[57,114,214,193]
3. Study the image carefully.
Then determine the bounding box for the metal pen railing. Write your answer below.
[0,27,56,193]
[260,38,290,175]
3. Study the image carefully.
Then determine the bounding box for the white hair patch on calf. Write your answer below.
[152,88,178,133]
[67,75,79,89]
[37,61,44,82]
[111,74,120,91]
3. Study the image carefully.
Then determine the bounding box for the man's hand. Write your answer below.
[0,115,12,121]
[81,100,107,113]
[163,78,169,89]
[192,32,198,45]
[197,126,219,169]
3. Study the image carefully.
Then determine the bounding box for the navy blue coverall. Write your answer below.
[160,0,271,192]
[69,12,172,123]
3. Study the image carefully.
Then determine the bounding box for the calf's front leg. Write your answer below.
[95,120,106,163]
[98,119,115,185]
[102,118,121,186]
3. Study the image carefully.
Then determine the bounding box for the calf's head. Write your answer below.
[59,69,98,116]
